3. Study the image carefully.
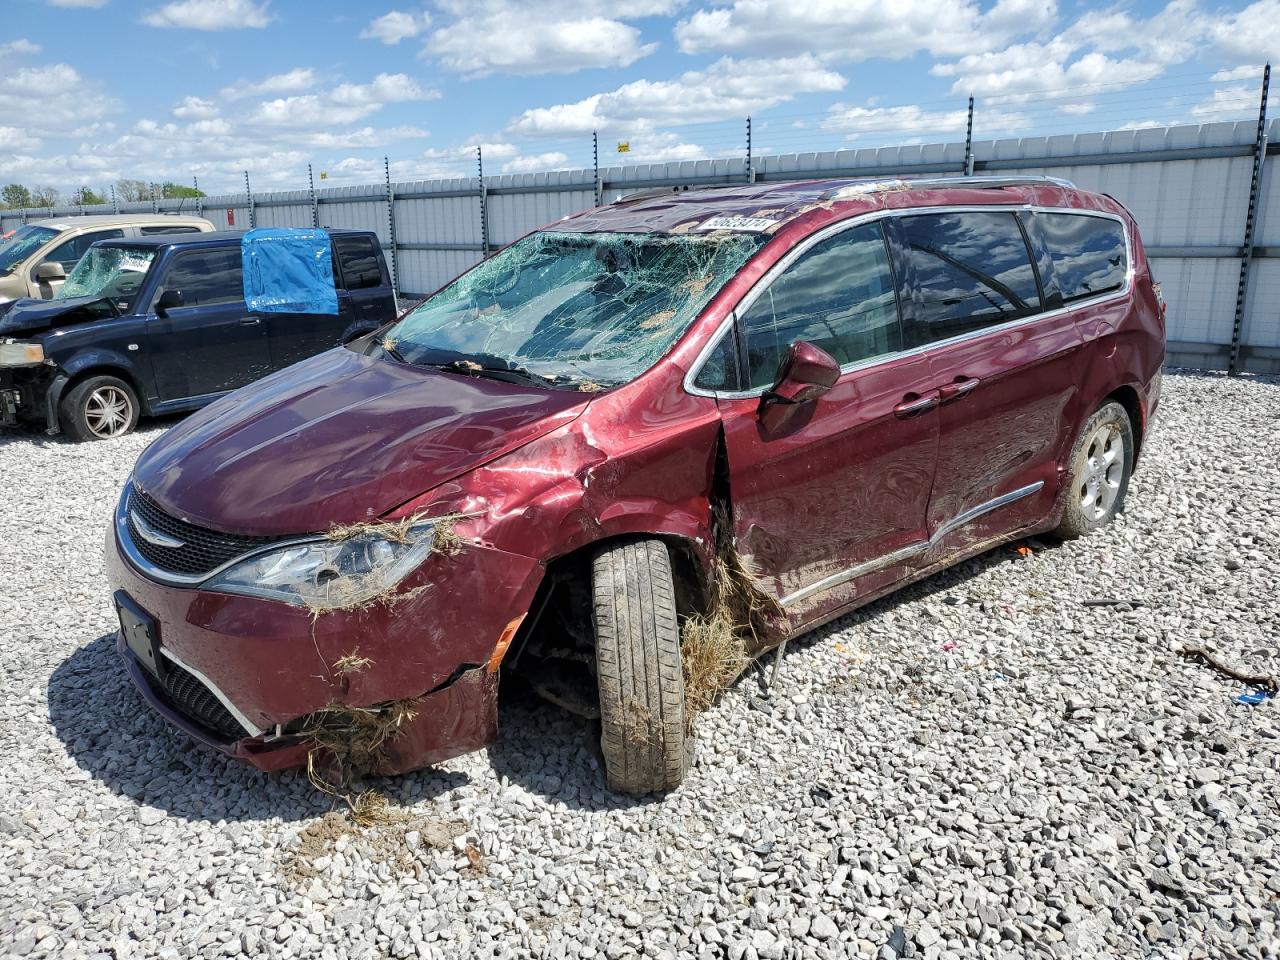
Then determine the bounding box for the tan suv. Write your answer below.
[0,214,215,303]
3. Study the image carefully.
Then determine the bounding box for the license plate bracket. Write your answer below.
[115,590,166,683]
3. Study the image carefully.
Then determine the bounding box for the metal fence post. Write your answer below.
[593,131,601,206]
[384,156,400,298]
[110,184,118,215]
[151,183,159,214]
[746,116,755,183]
[964,96,975,176]
[20,206,26,224]
[193,177,202,219]
[307,164,318,228]
[244,170,256,229]
[477,146,489,256]
[1229,63,1270,376]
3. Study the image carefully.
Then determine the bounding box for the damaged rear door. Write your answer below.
[708,220,939,635]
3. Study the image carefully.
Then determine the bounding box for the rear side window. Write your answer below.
[139,225,202,236]
[898,211,1041,347]
[156,246,243,307]
[1037,213,1127,303]
[334,235,384,290]
[739,222,901,389]
[43,229,125,269]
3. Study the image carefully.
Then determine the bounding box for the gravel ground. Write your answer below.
[1,370,1278,960]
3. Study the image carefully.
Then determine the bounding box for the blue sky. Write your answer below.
[1,0,1277,196]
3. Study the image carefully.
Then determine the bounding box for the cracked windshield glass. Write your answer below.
[57,246,157,311]
[0,225,57,275]
[384,230,765,388]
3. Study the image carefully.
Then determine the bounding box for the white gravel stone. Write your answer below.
[2,371,1279,960]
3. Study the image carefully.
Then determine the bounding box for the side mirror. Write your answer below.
[764,341,840,405]
[35,261,65,281]
[154,289,185,316]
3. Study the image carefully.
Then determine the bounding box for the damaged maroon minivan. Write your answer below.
[106,176,1165,794]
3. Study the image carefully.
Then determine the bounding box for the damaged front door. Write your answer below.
[712,220,939,633]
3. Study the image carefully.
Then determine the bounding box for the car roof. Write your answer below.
[559,175,1119,236]
[97,227,378,249]
[31,214,213,230]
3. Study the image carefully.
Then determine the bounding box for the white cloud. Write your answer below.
[221,68,317,99]
[509,55,845,136]
[143,0,271,30]
[1190,84,1259,118]
[819,101,1030,141]
[0,39,42,56]
[248,73,438,128]
[0,126,42,150]
[931,38,1162,102]
[330,72,438,108]
[674,0,1047,63]
[48,0,109,7]
[0,64,116,137]
[1211,64,1264,82]
[360,9,432,44]
[423,0,668,76]
[502,151,571,173]
[1209,0,1280,63]
[172,95,219,119]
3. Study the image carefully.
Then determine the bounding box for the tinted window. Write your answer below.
[899,212,1040,346]
[139,225,202,236]
[43,229,125,269]
[740,222,901,389]
[1037,213,1126,303]
[692,328,741,391]
[334,235,383,290]
[156,246,243,307]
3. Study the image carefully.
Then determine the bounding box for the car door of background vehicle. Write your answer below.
[334,233,395,330]
[145,246,272,401]
[888,209,1085,564]
[708,220,939,638]
[35,229,125,298]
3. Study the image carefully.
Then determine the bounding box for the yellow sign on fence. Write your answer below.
[616,142,630,153]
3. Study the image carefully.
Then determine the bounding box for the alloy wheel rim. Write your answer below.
[1079,422,1123,520]
[84,386,132,439]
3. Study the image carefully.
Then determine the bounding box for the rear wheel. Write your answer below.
[339,322,379,344]
[591,539,689,795]
[1054,401,1133,539]
[60,375,139,442]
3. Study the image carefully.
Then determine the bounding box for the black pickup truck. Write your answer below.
[0,228,396,440]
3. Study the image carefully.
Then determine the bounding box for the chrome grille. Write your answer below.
[124,486,283,578]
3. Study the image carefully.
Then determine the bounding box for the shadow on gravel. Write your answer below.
[0,425,72,450]
[48,633,467,823]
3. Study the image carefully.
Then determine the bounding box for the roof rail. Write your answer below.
[821,174,1076,200]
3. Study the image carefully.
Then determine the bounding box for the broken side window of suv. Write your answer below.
[384,230,766,388]
[57,245,158,312]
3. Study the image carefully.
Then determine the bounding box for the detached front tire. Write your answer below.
[591,539,689,795]
[60,375,139,442]
[1054,400,1134,539]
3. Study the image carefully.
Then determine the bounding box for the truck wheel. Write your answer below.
[339,322,378,344]
[60,375,139,441]
[591,539,689,795]
[1053,400,1134,539]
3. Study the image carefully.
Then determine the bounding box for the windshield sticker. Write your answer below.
[120,255,152,273]
[695,215,779,233]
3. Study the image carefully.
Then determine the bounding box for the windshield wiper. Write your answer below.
[440,357,561,388]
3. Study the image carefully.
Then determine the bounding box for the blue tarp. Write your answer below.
[241,228,338,315]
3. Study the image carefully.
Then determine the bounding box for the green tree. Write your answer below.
[1,183,34,209]
[160,182,205,199]
[71,186,107,206]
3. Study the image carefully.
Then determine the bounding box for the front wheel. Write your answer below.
[591,539,689,795]
[60,375,140,442]
[1054,400,1134,539]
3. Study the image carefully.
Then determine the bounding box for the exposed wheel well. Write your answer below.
[1104,384,1144,463]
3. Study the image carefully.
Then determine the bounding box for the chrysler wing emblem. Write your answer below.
[129,510,186,549]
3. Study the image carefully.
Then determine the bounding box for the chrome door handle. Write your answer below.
[894,393,939,418]
[239,316,261,325]
[938,377,981,403]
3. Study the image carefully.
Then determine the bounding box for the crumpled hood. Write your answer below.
[132,347,591,536]
[0,295,103,334]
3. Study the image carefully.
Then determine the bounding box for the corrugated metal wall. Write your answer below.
[4,119,1277,372]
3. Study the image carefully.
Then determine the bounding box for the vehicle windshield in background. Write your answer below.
[0,225,58,275]
[385,230,766,388]
[57,246,158,311]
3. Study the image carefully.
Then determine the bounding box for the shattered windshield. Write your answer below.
[57,245,157,311]
[0,226,57,275]
[385,230,765,388]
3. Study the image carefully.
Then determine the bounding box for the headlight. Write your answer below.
[204,522,439,610]
[0,340,45,367]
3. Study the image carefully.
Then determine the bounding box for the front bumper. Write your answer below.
[105,520,543,773]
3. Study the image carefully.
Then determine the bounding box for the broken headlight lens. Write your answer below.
[203,523,438,610]
[0,340,45,367]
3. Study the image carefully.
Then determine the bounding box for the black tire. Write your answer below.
[1053,400,1134,539]
[339,322,378,344]
[59,374,140,442]
[591,539,688,795]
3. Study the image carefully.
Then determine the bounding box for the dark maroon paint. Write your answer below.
[107,178,1165,773]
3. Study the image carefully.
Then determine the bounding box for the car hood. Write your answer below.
[0,295,107,334]
[132,347,592,536]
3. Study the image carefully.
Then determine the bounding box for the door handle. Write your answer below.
[894,392,940,418]
[239,316,261,325]
[938,377,981,403]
